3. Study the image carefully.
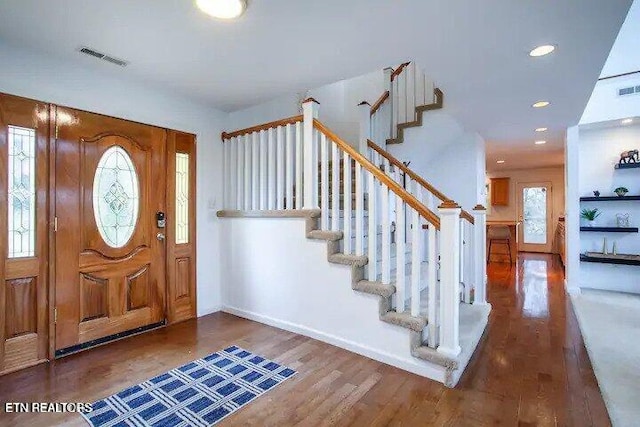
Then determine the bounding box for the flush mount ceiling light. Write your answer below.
[535,127,548,132]
[532,101,550,108]
[622,118,633,125]
[196,0,247,19]
[535,140,547,145]
[496,160,505,164]
[529,44,556,57]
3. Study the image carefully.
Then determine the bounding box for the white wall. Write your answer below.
[220,216,448,383]
[388,111,486,213]
[228,70,384,147]
[576,123,640,293]
[0,40,227,316]
[580,73,640,125]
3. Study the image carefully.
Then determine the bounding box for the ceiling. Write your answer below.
[0,0,631,172]
[600,0,640,78]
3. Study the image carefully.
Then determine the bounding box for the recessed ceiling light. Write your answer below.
[196,0,247,19]
[622,118,633,125]
[535,140,547,145]
[535,127,548,132]
[529,45,556,57]
[532,101,550,108]
[496,160,505,164]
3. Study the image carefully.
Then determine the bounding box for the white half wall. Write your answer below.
[0,40,227,316]
[580,73,640,125]
[219,216,447,383]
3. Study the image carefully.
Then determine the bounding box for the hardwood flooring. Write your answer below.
[0,253,609,426]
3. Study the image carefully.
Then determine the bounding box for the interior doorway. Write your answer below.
[517,181,553,253]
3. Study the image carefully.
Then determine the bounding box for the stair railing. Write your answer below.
[369,61,436,147]
[367,139,488,307]
[221,99,470,356]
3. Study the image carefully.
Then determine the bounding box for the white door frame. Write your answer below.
[517,181,553,253]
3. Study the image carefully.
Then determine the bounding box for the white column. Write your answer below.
[358,101,371,155]
[472,205,488,305]
[303,98,319,209]
[437,200,462,358]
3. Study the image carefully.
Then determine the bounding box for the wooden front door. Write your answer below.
[54,107,167,352]
[0,94,49,374]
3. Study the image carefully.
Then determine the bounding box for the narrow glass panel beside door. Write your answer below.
[175,152,189,245]
[8,125,36,258]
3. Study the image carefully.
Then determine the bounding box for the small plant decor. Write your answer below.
[581,208,601,227]
[614,187,629,197]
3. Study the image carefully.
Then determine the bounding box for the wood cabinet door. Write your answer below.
[490,178,510,206]
[54,107,167,352]
[0,94,49,374]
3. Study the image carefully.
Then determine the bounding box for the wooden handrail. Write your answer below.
[391,62,411,81]
[368,140,475,225]
[370,91,389,116]
[221,115,303,140]
[313,119,441,229]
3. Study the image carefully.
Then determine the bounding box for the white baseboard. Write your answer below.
[197,304,223,318]
[222,304,446,383]
[565,278,582,295]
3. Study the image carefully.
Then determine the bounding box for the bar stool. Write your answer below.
[487,225,512,264]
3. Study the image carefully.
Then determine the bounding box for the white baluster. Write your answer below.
[343,154,352,254]
[383,67,393,143]
[416,65,425,107]
[381,185,391,284]
[235,137,243,210]
[302,98,319,209]
[367,173,377,280]
[268,128,276,209]
[252,132,259,210]
[410,207,422,317]
[259,130,267,210]
[437,201,462,358]
[395,198,406,313]
[331,142,340,230]
[320,133,329,229]
[407,62,416,121]
[392,76,399,139]
[286,124,293,209]
[355,163,364,256]
[244,134,251,210]
[427,224,438,347]
[276,126,285,210]
[222,139,228,208]
[358,101,371,155]
[473,205,488,305]
[295,121,302,209]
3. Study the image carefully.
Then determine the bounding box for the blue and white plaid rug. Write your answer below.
[82,345,296,427]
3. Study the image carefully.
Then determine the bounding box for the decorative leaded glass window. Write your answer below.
[175,153,189,244]
[92,146,139,248]
[8,126,36,258]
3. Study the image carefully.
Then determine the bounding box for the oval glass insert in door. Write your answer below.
[92,146,140,248]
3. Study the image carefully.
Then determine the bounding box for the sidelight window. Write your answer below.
[175,153,189,244]
[93,146,139,248]
[8,126,36,258]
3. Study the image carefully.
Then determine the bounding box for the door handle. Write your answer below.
[156,233,165,241]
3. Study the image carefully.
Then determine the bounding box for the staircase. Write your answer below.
[218,63,491,388]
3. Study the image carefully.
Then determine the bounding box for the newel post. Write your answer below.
[472,205,488,305]
[303,98,319,209]
[358,101,371,155]
[438,200,462,358]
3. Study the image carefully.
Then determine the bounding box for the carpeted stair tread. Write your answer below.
[411,345,459,370]
[381,311,427,332]
[354,280,395,298]
[328,253,368,267]
[307,230,343,241]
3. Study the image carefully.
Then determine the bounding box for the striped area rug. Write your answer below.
[82,345,296,426]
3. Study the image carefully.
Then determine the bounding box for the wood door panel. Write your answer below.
[55,107,166,351]
[0,93,49,374]
[5,278,37,337]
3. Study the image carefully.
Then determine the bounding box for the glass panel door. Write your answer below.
[518,182,553,253]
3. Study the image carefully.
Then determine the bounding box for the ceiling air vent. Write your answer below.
[618,85,640,97]
[78,47,128,67]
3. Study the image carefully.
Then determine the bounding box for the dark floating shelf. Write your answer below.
[580,195,640,201]
[580,254,640,266]
[580,226,639,233]
[615,163,640,170]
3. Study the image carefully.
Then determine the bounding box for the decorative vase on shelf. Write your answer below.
[614,187,629,197]
[581,208,601,227]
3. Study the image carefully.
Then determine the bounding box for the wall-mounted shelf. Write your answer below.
[580,226,638,233]
[580,195,640,201]
[580,253,640,266]
[614,163,640,170]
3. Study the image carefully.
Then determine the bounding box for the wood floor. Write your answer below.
[0,253,609,426]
